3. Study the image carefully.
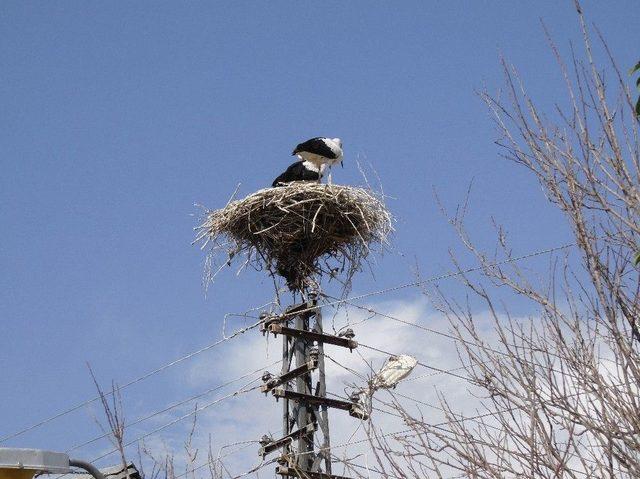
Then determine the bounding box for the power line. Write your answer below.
[49,378,263,479]
[327,345,515,437]
[2,240,575,445]
[403,366,469,383]
[59,440,269,479]
[328,345,501,428]
[326,327,625,473]
[169,441,262,479]
[185,458,277,479]
[328,385,618,477]
[331,455,421,479]
[330,294,590,383]
[358,342,478,385]
[305,240,576,319]
[370,392,632,475]
[0,318,263,445]
[330,421,628,479]
[356,340,625,421]
[316,369,636,478]
[290,403,545,457]
[88,379,261,465]
[65,359,281,454]
[326,348,472,394]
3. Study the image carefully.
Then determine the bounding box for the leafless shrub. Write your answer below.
[359,3,640,478]
[89,366,130,478]
[91,380,229,479]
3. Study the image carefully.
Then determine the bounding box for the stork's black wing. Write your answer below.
[292,137,337,159]
[272,161,320,187]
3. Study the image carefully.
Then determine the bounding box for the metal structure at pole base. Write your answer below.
[275,464,354,479]
[258,291,363,476]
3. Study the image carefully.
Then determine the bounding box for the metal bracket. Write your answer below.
[267,324,358,350]
[258,423,317,458]
[261,359,319,393]
[275,465,353,479]
[272,389,368,420]
[260,299,318,334]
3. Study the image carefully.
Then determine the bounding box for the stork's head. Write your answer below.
[331,138,344,167]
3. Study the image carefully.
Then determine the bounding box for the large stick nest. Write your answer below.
[195,182,393,291]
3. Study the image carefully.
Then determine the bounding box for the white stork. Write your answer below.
[272,137,344,187]
[271,160,324,187]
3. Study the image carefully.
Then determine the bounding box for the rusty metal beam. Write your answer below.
[262,359,319,393]
[267,324,357,350]
[275,465,352,479]
[273,389,353,410]
[260,300,317,333]
[258,423,316,458]
[272,389,368,420]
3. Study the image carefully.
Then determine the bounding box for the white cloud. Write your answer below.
[140,296,484,477]
[69,296,506,478]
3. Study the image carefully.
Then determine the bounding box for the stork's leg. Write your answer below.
[327,168,333,185]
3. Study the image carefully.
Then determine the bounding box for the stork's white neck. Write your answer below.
[302,160,325,173]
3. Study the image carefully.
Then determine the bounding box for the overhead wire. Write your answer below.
[327,343,632,475]
[358,342,477,385]
[45,378,264,479]
[169,441,265,479]
[328,294,591,384]
[65,359,281,454]
[245,238,621,475]
[324,349,635,478]
[3,240,576,446]
[0,317,264,445]
[92,313,625,472]
[332,455,427,479]
[327,348,475,419]
[174,457,276,479]
[290,409,612,479]
[305,240,577,319]
[86,378,262,465]
[318,394,620,478]
[372,391,631,475]
[355,341,633,429]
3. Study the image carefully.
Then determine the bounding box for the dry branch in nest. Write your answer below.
[194,182,393,292]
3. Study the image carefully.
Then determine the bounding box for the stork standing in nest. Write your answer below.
[272,137,343,187]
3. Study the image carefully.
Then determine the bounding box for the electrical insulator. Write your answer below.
[259,435,272,447]
[309,346,319,361]
[340,328,355,339]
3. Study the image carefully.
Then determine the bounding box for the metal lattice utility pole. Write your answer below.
[293,297,313,470]
[259,291,367,478]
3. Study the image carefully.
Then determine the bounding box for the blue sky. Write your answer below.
[1,0,637,473]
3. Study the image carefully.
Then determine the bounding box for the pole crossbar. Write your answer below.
[259,423,317,458]
[272,389,368,420]
[261,359,319,393]
[267,324,358,350]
